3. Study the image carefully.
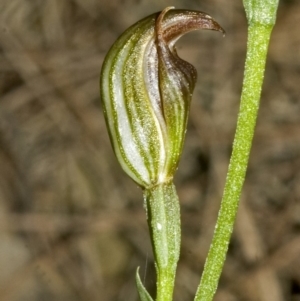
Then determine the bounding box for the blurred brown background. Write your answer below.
[0,0,299,300]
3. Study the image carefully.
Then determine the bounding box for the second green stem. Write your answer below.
[194,22,274,301]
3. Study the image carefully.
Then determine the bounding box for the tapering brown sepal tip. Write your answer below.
[212,20,226,36]
[156,7,225,40]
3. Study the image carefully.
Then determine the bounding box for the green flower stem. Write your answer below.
[143,181,180,301]
[194,1,279,301]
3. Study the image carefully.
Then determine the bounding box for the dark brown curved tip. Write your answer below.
[156,7,225,40]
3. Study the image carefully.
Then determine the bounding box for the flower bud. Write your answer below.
[100,7,224,188]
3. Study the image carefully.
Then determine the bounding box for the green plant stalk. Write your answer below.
[143,181,180,301]
[194,1,279,300]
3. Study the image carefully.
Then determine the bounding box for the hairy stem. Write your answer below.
[143,182,180,301]
[194,1,279,300]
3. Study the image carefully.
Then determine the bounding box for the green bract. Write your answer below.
[100,7,224,189]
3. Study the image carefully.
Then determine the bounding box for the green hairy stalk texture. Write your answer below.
[195,1,279,300]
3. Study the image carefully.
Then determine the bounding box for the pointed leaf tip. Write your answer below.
[136,267,154,301]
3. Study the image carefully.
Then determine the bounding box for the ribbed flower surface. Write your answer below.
[100,7,224,188]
